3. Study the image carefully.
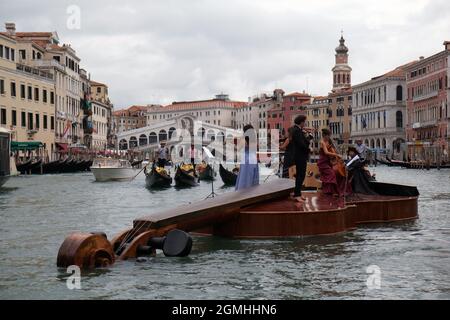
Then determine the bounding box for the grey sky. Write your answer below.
[1,0,449,109]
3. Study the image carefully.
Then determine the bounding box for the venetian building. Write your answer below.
[405,41,450,161]
[351,62,415,159]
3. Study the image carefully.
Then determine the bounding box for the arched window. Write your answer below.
[396,111,403,128]
[168,127,177,140]
[396,85,403,101]
[129,136,138,148]
[119,139,128,150]
[382,138,386,149]
[207,130,215,141]
[149,132,157,144]
[159,129,167,142]
[139,134,147,146]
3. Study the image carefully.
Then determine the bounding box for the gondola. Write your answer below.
[73,159,86,172]
[196,162,215,181]
[61,159,77,173]
[16,159,33,174]
[130,159,143,168]
[219,164,238,186]
[85,159,93,171]
[375,158,393,166]
[26,159,42,174]
[145,166,172,188]
[174,164,199,187]
[41,160,61,174]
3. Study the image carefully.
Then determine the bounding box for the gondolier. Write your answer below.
[157,143,169,168]
[355,139,367,160]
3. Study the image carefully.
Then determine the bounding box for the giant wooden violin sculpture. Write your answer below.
[327,141,346,177]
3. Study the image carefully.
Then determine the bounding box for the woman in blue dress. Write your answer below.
[235,124,260,191]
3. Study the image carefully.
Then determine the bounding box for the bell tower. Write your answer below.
[332,33,352,91]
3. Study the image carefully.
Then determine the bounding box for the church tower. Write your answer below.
[332,34,352,91]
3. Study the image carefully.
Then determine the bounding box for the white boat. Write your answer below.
[90,158,138,182]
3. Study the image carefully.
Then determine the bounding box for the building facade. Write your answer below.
[305,96,329,150]
[146,94,246,129]
[0,30,56,159]
[267,91,310,137]
[4,23,84,155]
[89,80,113,149]
[113,105,149,133]
[237,89,283,133]
[405,41,450,159]
[351,63,413,156]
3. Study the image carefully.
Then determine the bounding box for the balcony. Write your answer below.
[16,63,54,81]
[33,59,65,71]
[412,120,438,129]
[412,90,438,102]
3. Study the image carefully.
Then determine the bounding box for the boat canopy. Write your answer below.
[11,141,43,151]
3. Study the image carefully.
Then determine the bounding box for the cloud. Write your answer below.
[1,0,449,109]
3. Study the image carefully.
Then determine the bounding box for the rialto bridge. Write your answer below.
[116,115,242,162]
[116,114,276,163]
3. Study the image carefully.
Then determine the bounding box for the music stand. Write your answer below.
[203,146,218,199]
[343,155,360,204]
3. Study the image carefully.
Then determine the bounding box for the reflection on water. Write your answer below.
[0,167,450,299]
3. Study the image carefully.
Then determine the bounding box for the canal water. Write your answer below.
[0,166,449,299]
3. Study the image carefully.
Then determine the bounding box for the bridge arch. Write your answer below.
[168,127,177,140]
[159,129,167,142]
[149,132,157,144]
[139,134,147,146]
[129,136,138,148]
[119,139,128,150]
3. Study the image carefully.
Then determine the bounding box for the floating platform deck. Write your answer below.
[134,179,418,238]
[57,179,419,268]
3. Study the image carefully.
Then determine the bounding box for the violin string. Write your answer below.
[115,220,147,255]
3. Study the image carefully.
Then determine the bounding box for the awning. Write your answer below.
[56,143,69,152]
[11,141,43,151]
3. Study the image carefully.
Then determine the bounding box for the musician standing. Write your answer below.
[317,128,347,196]
[291,115,312,202]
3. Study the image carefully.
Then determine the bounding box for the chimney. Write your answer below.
[444,41,450,51]
[5,22,16,36]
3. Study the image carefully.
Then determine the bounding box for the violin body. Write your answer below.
[327,142,346,177]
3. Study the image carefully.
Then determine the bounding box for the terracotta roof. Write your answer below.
[113,105,148,116]
[371,61,417,80]
[285,92,311,97]
[46,43,63,51]
[328,87,353,97]
[15,32,53,37]
[90,80,107,87]
[152,99,247,112]
[0,32,15,41]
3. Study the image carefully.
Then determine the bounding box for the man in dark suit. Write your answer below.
[291,115,312,202]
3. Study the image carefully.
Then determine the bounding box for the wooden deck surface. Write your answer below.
[134,178,295,229]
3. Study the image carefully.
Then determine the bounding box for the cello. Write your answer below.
[327,141,346,177]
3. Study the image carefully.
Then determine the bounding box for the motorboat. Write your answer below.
[90,158,138,182]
